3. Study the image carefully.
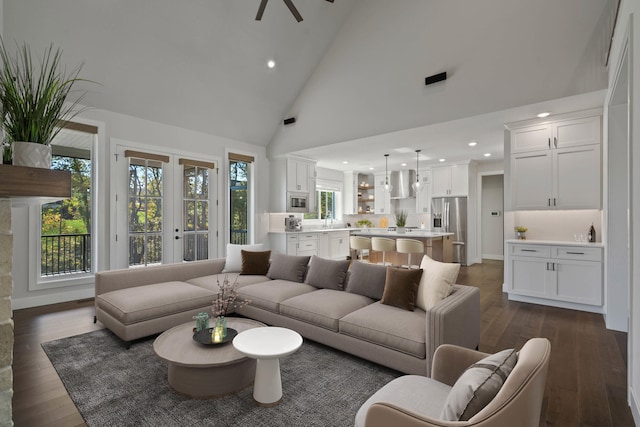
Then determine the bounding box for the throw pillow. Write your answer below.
[441,348,519,421]
[223,243,265,272]
[415,255,460,311]
[380,267,423,311]
[240,250,271,275]
[304,256,351,290]
[266,253,310,282]
[345,261,388,300]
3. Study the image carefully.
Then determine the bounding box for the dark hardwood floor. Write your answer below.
[11,260,636,426]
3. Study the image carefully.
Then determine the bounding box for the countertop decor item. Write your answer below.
[514,226,528,240]
[355,219,373,228]
[395,209,408,233]
[0,39,92,168]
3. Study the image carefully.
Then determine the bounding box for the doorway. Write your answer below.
[477,172,504,262]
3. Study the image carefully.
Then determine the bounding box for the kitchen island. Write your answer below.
[350,229,455,264]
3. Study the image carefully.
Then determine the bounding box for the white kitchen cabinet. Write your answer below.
[505,242,603,310]
[415,169,432,214]
[511,116,601,154]
[287,158,313,193]
[329,231,350,260]
[431,164,468,197]
[511,143,601,210]
[318,232,330,258]
[374,172,391,214]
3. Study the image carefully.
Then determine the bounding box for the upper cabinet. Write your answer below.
[507,112,602,210]
[287,158,315,193]
[415,169,432,214]
[373,172,391,214]
[431,164,469,197]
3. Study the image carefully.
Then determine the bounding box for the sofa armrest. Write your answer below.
[95,258,226,295]
[424,284,480,377]
[431,344,489,387]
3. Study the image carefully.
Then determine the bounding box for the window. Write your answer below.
[304,178,342,221]
[229,153,254,244]
[181,159,213,261]
[35,123,97,286]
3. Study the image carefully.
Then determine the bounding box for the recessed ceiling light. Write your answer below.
[468,141,477,147]
[401,163,407,167]
[342,161,348,164]
[484,153,491,157]
[537,112,550,118]
[439,158,446,162]
[369,167,374,170]
[267,59,276,69]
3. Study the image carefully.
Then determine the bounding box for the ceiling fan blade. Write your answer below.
[255,0,269,20]
[282,0,303,22]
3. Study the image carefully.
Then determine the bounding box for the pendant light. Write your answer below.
[383,154,393,193]
[412,149,423,192]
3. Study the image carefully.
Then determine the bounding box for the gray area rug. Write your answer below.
[42,328,401,427]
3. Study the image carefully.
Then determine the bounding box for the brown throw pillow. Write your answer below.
[240,250,271,275]
[380,267,423,311]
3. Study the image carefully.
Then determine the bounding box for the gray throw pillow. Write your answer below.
[304,256,351,290]
[441,348,518,421]
[345,261,388,300]
[266,253,310,283]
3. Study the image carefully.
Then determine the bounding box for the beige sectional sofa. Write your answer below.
[94,254,480,376]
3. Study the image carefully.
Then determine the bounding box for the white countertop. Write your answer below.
[351,229,454,238]
[269,227,354,234]
[505,239,604,248]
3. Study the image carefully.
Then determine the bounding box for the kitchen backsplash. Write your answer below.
[505,209,602,242]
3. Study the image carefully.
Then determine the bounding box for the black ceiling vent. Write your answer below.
[425,72,447,86]
[283,117,296,125]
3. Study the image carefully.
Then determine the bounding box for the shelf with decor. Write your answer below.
[356,174,375,214]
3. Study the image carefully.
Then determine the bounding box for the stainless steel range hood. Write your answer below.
[390,170,416,199]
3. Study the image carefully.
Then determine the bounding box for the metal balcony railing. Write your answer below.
[41,233,91,276]
[230,229,248,244]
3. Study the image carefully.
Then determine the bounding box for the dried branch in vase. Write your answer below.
[212,274,251,317]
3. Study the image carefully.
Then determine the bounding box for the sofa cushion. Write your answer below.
[339,302,426,358]
[304,256,351,290]
[416,255,460,311]
[222,243,265,272]
[241,250,271,275]
[441,349,518,421]
[380,267,423,311]
[267,253,310,282]
[185,273,270,292]
[96,281,215,325]
[345,261,387,300]
[237,279,317,313]
[280,289,373,331]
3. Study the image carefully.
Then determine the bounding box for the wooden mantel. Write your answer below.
[0,164,71,199]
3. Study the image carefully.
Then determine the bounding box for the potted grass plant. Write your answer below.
[395,209,408,233]
[0,39,90,168]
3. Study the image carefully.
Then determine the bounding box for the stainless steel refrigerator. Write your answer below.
[431,197,467,265]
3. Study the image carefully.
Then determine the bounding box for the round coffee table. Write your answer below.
[153,317,266,398]
[232,327,303,406]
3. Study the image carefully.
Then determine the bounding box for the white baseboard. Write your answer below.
[482,254,504,261]
[11,288,95,310]
[631,387,640,426]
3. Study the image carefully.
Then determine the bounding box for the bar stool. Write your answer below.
[350,236,371,262]
[371,237,396,266]
[396,238,425,269]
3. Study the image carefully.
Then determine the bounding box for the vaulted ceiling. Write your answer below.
[3,0,616,171]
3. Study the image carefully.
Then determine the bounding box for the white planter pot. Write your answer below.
[12,141,52,169]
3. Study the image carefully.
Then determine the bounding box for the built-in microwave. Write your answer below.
[287,192,309,213]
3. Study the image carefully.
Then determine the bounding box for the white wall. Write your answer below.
[11,109,271,309]
[481,175,504,259]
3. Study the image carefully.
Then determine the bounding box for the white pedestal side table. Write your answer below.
[232,326,303,406]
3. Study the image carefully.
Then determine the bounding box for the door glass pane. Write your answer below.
[128,157,164,266]
[182,165,210,261]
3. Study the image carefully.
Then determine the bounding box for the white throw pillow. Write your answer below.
[223,243,265,272]
[415,255,460,311]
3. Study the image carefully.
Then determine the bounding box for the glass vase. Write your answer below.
[214,316,227,339]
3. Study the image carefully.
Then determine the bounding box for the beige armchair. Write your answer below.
[355,338,551,427]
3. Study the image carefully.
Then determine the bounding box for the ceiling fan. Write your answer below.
[256,0,334,23]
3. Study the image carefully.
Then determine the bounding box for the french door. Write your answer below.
[113,144,218,269]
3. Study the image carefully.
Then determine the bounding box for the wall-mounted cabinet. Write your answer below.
[373,172,391,214]
[287,158,312,192]
[509,114,601,210]
[431,164,468,197]
[415,169,432,214]
[356,173,375,214]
